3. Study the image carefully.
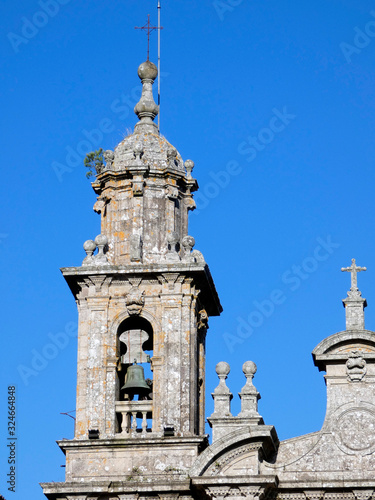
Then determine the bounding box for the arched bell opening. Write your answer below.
[116,316,154,401]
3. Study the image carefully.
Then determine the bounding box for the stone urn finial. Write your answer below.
[134,60,159,132]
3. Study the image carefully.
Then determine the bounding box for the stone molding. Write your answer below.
[313,330,375,370]
[189,427,278,477]
[206,442,265,475]
[61,265,222,317]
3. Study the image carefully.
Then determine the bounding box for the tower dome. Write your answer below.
[91,61,197,264]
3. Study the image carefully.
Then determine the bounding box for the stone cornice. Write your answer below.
[41,479,193,496]
[56,435,209,453]
[277,481,375,489]
[60,263,222,316]
[92,166,198,196]
[312,330,375,371]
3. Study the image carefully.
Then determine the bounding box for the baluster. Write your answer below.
[131,411,137,435]
[126,412,131,434]
[120,412,126,434]
[141,411,147,435]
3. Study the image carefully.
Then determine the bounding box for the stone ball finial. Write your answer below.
[167,147,177,159]
[83,239,96,256]
[184,159,194,176]
[134,142,143,153]
[133,142,144,162]
[93,234,108,264]
[167,147,179,169]
[216,361,230,377]
[182,235,195,251]
[95,234,108,247]
[167,231,180,245]
[138,60,158,81]
[243,361,257,377]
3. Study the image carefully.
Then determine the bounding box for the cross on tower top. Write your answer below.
[135,14,163,61]
[341,258,367,291]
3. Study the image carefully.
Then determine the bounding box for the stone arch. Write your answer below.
[109,308,161,403]
[313,330,375,357]
[190,427,277,477]
[109,308,161,346]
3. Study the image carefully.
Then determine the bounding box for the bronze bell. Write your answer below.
[122,362,150,399]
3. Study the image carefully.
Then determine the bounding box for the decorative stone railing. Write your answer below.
[116,400,153,437]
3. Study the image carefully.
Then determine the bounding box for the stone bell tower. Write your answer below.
[41,60,222,499]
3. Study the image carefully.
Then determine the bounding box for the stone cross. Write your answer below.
[341,259,366,291]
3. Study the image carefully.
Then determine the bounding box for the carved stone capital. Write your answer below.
[158,495,179,500]
[239,486,265,500]
[304,490,325,500]
[352,490,374,500]
[207,486,231,500]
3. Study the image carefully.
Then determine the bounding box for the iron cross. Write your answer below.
[341,258,367,290]
[135,14,163,61]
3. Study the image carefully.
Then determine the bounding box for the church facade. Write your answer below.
[41,60,375,500]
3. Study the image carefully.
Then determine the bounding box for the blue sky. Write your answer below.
[2,1,375,498]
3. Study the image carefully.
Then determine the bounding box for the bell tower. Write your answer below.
[41,60,222,500]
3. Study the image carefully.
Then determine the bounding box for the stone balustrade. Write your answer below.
[116,400,153,437]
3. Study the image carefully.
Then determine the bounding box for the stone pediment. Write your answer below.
[312,330,375,370]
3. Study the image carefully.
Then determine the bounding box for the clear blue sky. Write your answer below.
[2,1,375,498]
